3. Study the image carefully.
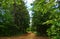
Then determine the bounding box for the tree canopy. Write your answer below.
[32,0,60,39]
[0,0,29,36]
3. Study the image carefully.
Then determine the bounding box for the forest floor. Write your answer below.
[0,32,49,39]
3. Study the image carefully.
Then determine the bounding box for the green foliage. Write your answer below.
[0,0,29,36]
[13,0,30,33]
[47,20,60,39]
[32,0,55,36]
[32,0,60,38]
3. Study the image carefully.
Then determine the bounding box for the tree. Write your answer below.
[0,0,29,36]
[47,0,60,39]
[32,0,57,36]
[13,0,30,33]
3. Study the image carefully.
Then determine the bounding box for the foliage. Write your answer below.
[47,20,60,39]
[32,0,55,36]
[0,0,29,36]
[13,0,30,33]
[32,0,60,39]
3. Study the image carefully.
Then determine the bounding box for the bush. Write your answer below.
[47,21,60,39]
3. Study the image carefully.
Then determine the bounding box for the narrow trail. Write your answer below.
[0,32,49,39]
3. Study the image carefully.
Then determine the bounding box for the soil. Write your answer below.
[0,32,49,39]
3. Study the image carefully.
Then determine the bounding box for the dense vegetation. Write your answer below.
[0,0,60,39]
[32,0,60,39]
[0,0,29,36]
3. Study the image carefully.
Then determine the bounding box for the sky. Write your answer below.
[25,0,34,8]
[24,0,35,26]
[24,0,35,17]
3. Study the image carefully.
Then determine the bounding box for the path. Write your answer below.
[0,32,49,39]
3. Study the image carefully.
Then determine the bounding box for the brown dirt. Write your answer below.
[0,32,49,39]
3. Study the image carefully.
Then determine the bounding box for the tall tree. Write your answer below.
[0,0,29,36]
[13,0,30,33]
[32,0,56,36]
[47,0,60,39]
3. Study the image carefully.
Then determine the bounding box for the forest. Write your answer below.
[0,0,60,39]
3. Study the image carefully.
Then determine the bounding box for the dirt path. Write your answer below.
[0,32,49,39]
